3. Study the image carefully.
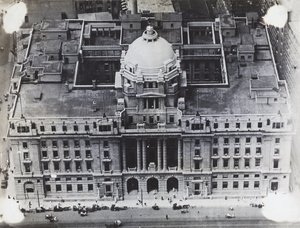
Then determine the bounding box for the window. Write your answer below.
[45,185,51,192]
[272,122,284,129]
[169,115,174,123]
[53,150,58,158]
[41,141,46,148]
[236,123,240,128]
[86,161,92,170]
[23,152,29,159]
[223,148,229,156]
[213,148,218,156]
[234,148,240,155]
[104,141,109,147]
[243,181,249,188]
[235,138,240,144]
[258,122,262,128]
[245,148,250,155]
[195,149,200,156]
[99,125,111,131]
[212,182,217,189]
[85,125,90,131]
[67,184,72,192]
[257,137,262,144]
[52,141,57,148]
[85,140,90,147]
[222,182,228,189]
[54,162,59,171]
[195,139,200,146]
[75,150,80,158]
[65,162,70,171]
[74,140,80,148]
[274,148,280,155]
[77,177,82,181]
[43,162,48,171]
[254,181,260,188]
[104,162,110,171]
[213,123,218,129]
[105,185,111,193]
[275,138,280,144]
[93,122,97,129]
[244,174,249,178]
[194,161,200,169]
[212,159,218,168]
[223,159,229,168]
[224,138,229,144]
[64,150,69,158]
[62,125,67,132]
[74,125,78,131]
[76,161,81,171]
[56,185,62,192]
[86,150,91,158]
[244,159,250,168]
[225,123,229,128]
[42,151,47,158]
[255,174,260,178]
[234,158,239,168]
[233,181,239,189]
[213,138,218,144]
[246,137,251,143]
[255,158,261,167]
[233,174,238,178]
[256,147,261,154]
[40,126,45,132]
[88,184,93,191]
[77,184,83,192]
[63,141,69,148]
[273,159,279,168]
[17,126,30,133]
[51,126,56,131]
[104,150,109,158]
[247,122,251,128]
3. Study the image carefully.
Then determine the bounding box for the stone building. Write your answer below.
[8,11,293,201]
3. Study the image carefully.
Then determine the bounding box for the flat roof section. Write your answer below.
[41,20,68,31]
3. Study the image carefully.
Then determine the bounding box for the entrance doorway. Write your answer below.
[271,182,278,191]
[167,177,178,192]
[127,178,138,194]
[147,177,158,193]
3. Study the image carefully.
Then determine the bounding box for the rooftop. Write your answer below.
[41,20,68,31]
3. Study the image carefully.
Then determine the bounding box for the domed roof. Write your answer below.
[124,26,176,69]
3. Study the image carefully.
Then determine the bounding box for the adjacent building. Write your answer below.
[8,11,293,201]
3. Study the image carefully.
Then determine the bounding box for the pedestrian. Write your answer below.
[8,195,10,199]
[166,215,169,220]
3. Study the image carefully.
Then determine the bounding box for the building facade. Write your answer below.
[8,11,294,201]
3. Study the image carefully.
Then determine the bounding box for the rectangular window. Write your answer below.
[104,162,110,171]
[233,181,239,189]
[169,115,174,123]
[76,161,81,171]
[41,141,46,148]
[256,147,261,154]
[64,150,69,158]
[56,185,62,192]
[105,185,111,193]
[195,139,200,145]
[224,138,229,144]
[62,125,67,132]
[54,162,59,171]
[195,149,200,156]
[212,182,217,189]
[236,123,240,128]
[245,159,250,168]
[213,123,218,129]
[234,148,240,155]
[85,140,90,147]
[86,161,92,170]
[247,122,251,128]
[233,174,238,178]
[213,138,218,144]
[77,184,83,192]
[212,159,218,168]
[257,137,262,143]
[246,137,251,143]
[213,148,218,156]
[245,148,250,155]
[42,151,47,158]
[51,126,56,131]
[86,150,91,158]
[275,138,280,144]
[43,162,48,170]
[74,125,78,131]
[234,159,239,168]
[258,122,262,128]
[194,161,200,169]
[85,125,90,131]
[254,181,260,188]
[243,181,249,188]
[74,140,80,148]
[53,150,58,158]
[223,148,229,156]
[104,141,109,147]
[45,185,51,192]
[255,158,261,167]
[52,141,57,148]
[225,123,229,128]
[273,159,279,168]
[63,141,69,148]
[65,162,70,171]
[255,174,260,178]
[40,126,45,132]
[274,148,280,155]
[223,159,229,168]
[88,184,93,191]
[222,182,228,189]
[67,184,72,192]
[235,138,240,144]
[75,150,80,158]
[24,163,30,172]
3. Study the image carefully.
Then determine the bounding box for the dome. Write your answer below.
[124,26,176,69]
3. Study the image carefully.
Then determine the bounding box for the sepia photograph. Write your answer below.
[0,0,299,227]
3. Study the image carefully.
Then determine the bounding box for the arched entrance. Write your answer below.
[127,178,139,194]
[167,177,178,192]
[24,181,34,193]
[147,177,158,193]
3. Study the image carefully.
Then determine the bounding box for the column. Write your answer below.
[163,138,167,171]
[178,139,181,171]
[122,141,126,172]
[142,139,146,171]
[137,139,141,171]
[157,139,161,171]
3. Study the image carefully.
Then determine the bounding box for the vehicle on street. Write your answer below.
[45,214,58,222]
[172,203,182,210]
[105,219,122,227]
[225,213,235,218]
[181,208,189,213]
[1,179,7,189]
[152,204,159,210]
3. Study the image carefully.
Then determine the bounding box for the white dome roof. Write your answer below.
[124,26,176,69]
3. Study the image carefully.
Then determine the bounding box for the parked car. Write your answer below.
[172,203,182,210]
[152,204,159,210]
[225,213,235,218]
[1,180,7,189]
[105,220,122,228]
